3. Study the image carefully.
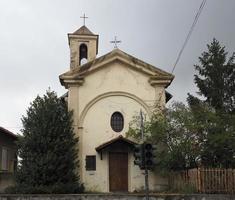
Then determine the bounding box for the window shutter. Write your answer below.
[1,147,8,171]
[85,155,96,171]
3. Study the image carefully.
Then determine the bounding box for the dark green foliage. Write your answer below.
[188,39,235,168]
[199,113,235,168]
[4,183,84,194]
[127,102,235,171]
[9,90,83,193]
[127,39,235,172]
[127,102,201,172]
[188,95,235,168]
[190,38,235,114]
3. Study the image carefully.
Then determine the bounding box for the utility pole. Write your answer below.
[140,110,149,200]
[140,109,144,141]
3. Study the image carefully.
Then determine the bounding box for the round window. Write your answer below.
[110,112,124,132]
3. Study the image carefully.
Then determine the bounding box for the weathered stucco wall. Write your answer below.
[81,95,167,192]
[69,35,98,69]
[1,194,235,200]
[77,61,165,119]
[67,56,167,192]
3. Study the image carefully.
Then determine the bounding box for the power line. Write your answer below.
[171,0,207,73]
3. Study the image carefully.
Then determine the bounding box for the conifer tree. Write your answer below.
[189,38,235,114]
[187,39,235,168]
[12,90,83,193]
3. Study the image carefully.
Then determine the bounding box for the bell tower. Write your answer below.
[68,25,99,69]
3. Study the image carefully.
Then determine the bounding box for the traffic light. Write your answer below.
[144,143,156,170]
[133,144,144,169]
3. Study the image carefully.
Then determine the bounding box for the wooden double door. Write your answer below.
[109,152,128,192]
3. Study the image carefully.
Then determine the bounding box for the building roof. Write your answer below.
[60,48,174,88]
[60,92,68,99]
[95,135,137,152]
[165,90,173,103]
[72,25,95,35]
[0,127,18,139]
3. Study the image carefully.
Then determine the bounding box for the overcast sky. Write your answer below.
[0,0,235,134]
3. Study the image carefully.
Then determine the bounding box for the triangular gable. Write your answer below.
[95,135,136,152]
[72,25,95,35]
[60,48,174,88]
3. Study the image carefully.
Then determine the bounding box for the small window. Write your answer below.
[111,112,124,132]
[86,155,96,171]
[1,147,8,171]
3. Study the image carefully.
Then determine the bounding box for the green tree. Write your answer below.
[188,96,235,168]
[127,101,235,171]
[190,38,235,114]
[201,114,235,168]
[127,102,201,172]
[127,39,235,171]
[9,90,83,194]
[188,39,235,168]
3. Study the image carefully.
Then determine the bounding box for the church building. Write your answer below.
[59,24,174,192]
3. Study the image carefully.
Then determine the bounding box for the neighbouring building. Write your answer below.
[59,25,174,192]
[0,127,17,192]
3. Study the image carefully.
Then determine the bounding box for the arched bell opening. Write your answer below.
[79,43,88,65]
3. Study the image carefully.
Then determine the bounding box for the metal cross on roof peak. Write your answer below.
[80,13,88,26]
[110,36,121,49]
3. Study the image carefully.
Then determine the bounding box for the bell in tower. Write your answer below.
[68,25,99,69]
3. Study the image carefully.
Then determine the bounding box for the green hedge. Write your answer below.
[4,183,84,194]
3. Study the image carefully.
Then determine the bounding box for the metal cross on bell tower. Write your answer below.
[80,13,88,26]
[110,36,121,49]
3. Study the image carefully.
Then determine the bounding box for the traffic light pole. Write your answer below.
[144,166,149,200]
[140,110,149,200]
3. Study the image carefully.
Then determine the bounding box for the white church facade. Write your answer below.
[59,25,174,192]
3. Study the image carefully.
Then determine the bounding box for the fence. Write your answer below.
[168,168,235,194]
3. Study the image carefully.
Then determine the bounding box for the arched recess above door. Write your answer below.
[78,91,151,127]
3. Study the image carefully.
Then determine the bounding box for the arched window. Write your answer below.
[79,43,87,65]
[110,112,124,132]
